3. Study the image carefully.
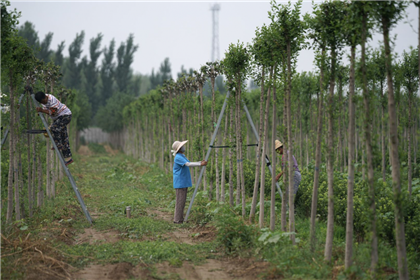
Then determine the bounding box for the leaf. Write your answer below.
[266,233,281,244]
[258,232,271,242]
[20,225,28,231]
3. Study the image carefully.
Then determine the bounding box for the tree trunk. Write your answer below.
[199,85,206,191]
[381,82,386,181]
[382,16,409,280]
[238,80,246,217]
[249,67,265,222]
[408,95,412,195]
[46,141,51,198]
[7,80,15,222]
[32,121,37,214]
[14,85,21,221]
[50,136,55,197]
[229,104,234,207]
[324,48,336,262]
[362,146,365,181]
[338,77,343,172]
[168,94,173,173]
[18,133,24,219]
[310,47,325,252]
[37,152,43,207]
[215,93,220,202]
[281,63,288,232]
[286,43,295,243]
[235,86,241,206]
[360,14,378,270]
[161,110,165,171]
[270,72,277,231]
[259,66,273,228]
[345,45,356,269]
[221,110,228,202]
[26,95,32,215]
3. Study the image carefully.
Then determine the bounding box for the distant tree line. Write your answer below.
[17,22,227,132]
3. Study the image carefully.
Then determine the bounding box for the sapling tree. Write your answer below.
[1,0,36,221]
[372,1,409,278]
[270,0,306,236]
[400,47,419,196]
[305,3,328,253]
[357,2,380,271]
[248,25,270,223]
[222,42,250,217]
[319,1,346,261]
[343,1,362,269]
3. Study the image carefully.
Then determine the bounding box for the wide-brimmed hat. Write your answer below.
[171,140,188,156]
[275,140,283,150]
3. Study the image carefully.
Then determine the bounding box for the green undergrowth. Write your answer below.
[3,150,419,279]
[60,240,217,268]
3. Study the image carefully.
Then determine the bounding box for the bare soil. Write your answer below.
[77,145,93,156]
[74,228,120,245]
[163,225,217,245]
[147,208,173,222]
[103,144,118,156]
[73,258,272,280]
[71,206,271,280]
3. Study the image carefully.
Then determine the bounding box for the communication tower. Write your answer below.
[210,3,220,62]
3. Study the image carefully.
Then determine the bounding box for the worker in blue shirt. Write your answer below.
[171,140,207,223]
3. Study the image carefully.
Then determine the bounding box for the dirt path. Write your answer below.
[72,206,270,280]
[74,228,120,245]
[70,151,269,279]
[73,258,270,280]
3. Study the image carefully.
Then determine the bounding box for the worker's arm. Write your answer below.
[36,107,57,115]
[36,107,49,114]
[185,160,208,167]
[275,172,283,182]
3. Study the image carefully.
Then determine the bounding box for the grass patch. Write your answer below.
[59,240,217,268]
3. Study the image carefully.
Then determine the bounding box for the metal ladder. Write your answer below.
[2,91,93,224]
[30,93,93,224]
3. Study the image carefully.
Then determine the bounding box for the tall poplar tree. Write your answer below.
[373,2,409,279]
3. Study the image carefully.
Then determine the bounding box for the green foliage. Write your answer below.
[17,21,39,51]
[115,34,138,93]
[222,41,250,91]
[100,39,116,105]
[62,240,214,267]
[1,1,35,87]
[73,89,92,131]
[95,92,135,132]
[213,206,258,254]
[83,33,103,116]
[87,142,106,154]
[295,164,420,254]
[400,46,419,98]
[63,31,85,90]
[188,191,216,226]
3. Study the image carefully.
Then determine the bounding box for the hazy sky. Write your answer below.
[10,1,419,79]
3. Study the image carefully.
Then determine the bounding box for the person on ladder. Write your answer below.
[32,89,74,166]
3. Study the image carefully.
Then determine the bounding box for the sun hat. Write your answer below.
[275,140,283,150]
[171,140,188,156]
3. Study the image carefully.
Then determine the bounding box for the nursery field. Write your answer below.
[2,146,419,280]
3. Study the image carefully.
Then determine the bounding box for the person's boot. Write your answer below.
[65,157,74,166]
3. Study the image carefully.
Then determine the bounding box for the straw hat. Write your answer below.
[275,140,283,150]
[171,140,188,156]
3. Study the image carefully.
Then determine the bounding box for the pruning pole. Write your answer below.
[1,93,26,148]
[31,93,93,225]
[243,102,283,199]
[184,91,230,222]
